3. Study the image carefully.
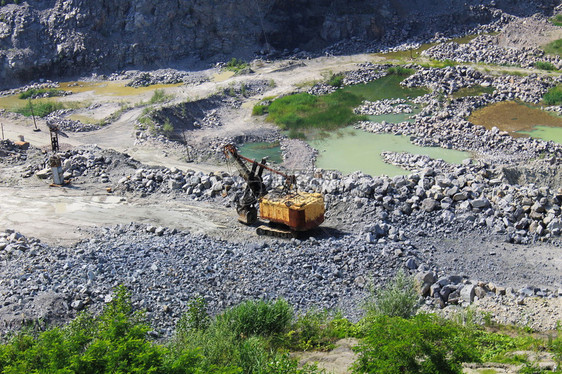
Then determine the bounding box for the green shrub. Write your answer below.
[543,85,562,105]
[386,66,414,76]
[252,104,268,116]
[364,269,419,319]
[327,73,345,87]
[14,101,64,117]
[225,58,248,73]
[162,119,174,136]
[217,299,293,338]
[550,323,562,368]
[0,286,173,373]
[283,309,357,351]
[177,296,210,332]
[353,314,480,374]
[149,89,172,104]
[550,14,562,26]
[535,61,557,71]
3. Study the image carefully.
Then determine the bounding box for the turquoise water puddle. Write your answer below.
[308,128,471,177]
[238,142,283,164]
[518,126,562,144]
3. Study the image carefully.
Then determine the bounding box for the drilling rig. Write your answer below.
[223,144,325,238]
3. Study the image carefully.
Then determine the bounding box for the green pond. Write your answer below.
[342,75,429,101]
[519,126,562,143]
[308,128,471,177]
[238,142,283,164]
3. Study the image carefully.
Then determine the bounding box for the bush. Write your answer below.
[0,286,174,373]
[353,314,480,374]
[327,73,344,87]
[550,14,562,26]
[149,89,172,104]
[217,299,293,338]
[162,119,174,136]
[543,85,562,105]
[225,58,248,73]
[535,61,557,71]
[364,269,419,319]
[386,66,414,76]
[252,104,268,116]
[14,101,64,117]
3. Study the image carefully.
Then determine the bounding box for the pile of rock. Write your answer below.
[342,63,388,85]
[0,139,30,164]
[355,98,414,115]
[422,34,562,70]
[45,113,100,132]
[298,158,562,244]
[415,270,561,310]
[0,225,420,336]
[307,84,337,96]
[126,69,199,87]
[401,65,492,94]
[0,82,60,98]
[381,152,457,173]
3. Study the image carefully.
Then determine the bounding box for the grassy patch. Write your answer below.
[420,59,458,69]
[535,61,557,71]
[13,100,64,117]
[266,90,365,132]
[327,73,345,87]
[148,89,173,104]
[550,14,562,26]
[543,85,562,105]
[543,39,562,56]
[452,85,495,99]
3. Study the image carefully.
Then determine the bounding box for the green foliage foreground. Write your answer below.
[1,279,560,374]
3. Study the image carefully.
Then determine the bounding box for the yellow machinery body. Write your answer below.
[259,190,325,231]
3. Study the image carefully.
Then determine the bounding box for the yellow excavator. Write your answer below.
[223,144,325,238]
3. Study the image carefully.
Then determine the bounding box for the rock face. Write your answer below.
[0,0,557,88]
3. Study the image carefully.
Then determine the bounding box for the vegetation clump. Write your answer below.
[225,58,249,73]
[265,91,365,135]
[18,88,66,100]
[535,61,557,71]
[550,14,562,26]
[544,39,562,56]
[327,73,345,87]
[14,100,64,117]
[148,89,173,104]
[543,85,562,105]
[1,278,561,374]
[386,66,415,76]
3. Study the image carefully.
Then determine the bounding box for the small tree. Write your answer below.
[364,269,419,319]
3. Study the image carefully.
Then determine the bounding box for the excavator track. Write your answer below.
[256,225,296,239]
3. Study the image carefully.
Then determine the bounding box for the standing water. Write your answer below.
[308,128,471,177]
